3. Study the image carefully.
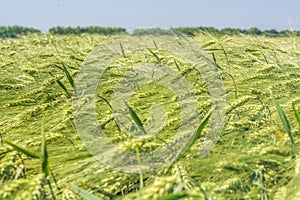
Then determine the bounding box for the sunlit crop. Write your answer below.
[1,32,300,199]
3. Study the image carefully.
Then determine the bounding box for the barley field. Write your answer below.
[1,32,300,199]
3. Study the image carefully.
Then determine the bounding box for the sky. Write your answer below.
[1,0,300,32]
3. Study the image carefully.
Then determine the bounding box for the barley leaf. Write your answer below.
[271,93,291,133]
[292,102,300,128]
[3,139,40,159]
[61,61,75,91]
[147,48,161,63]
[125,102,147,135]
[119,41,126,57]
[178,111,211,161]
[49,72,71,97]
[41,111,50,177]
[271,92,298,154]
[56,79,71,97]
[174,59,180,71]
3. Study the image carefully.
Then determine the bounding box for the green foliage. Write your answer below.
[49,26,127,35]
[132,27,173,36]
[246,27,262,35]
[0,26,41,38]
[220,27,246,35]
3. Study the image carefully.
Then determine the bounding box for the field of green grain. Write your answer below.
[1,32,300,200]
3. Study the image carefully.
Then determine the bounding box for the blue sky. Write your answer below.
[1,0,299,32]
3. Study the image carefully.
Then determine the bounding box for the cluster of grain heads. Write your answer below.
[282,155,300,200]
[68,184,103,200]
[249,165,269,199]
[0,106,58,199]
[122,176,177,200]
[171,162,197,190]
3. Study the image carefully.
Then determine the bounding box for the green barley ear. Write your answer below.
[292,102,300,128]
[271,91,298,155]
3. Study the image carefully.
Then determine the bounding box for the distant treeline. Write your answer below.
[134,27,297,37]
[0,26,41,38]
[0,25,299,38]
[48,26,126,35]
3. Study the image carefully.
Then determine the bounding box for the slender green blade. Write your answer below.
[68,184,103,200]
[178,111,211,161]
[147,48,161,63]
[125,102,147,135]
[57,79,71,97]
[119,41,126,57]
[3,139,40,159]
[49,72,71,97]
[292,102,300,128]
[174,59,180,71]
[271,92,297,154]
[271,93,291,134]
[41,111,50,177]
[61,61,75,91]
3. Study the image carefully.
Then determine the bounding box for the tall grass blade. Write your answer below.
[147,48,161,63]
[56,79,71,97]
[174,59,180,71]
[153,39,158,49]
[98,95,121,131]
[49,72,71,97]
[55,62,75,92]
[258,49,269,64]
[41,109,50,177]
[68,184,103,200]
[271,92,298,155]
[178,111,211,160]
[125,102,147,135]
[292,102,300,128]
[119,41,126,57]
[211,52,223,70]
[3,139,40,158]
[222,72,238,99]
[60,61,75,91]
